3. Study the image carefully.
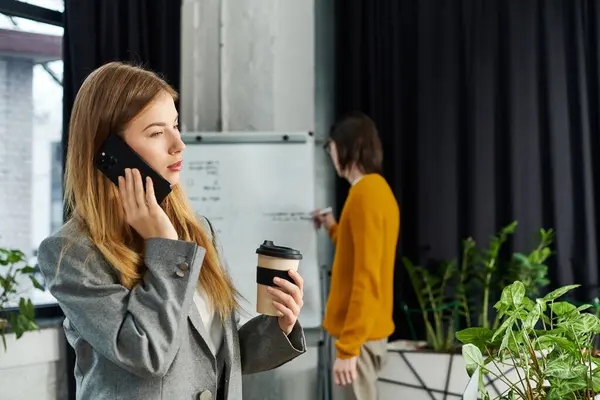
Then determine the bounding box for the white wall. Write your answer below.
[0,327,68,400]
[0,58,34,258]
[181,0,315,133]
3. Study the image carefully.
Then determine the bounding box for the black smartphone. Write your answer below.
[94,134,173,204]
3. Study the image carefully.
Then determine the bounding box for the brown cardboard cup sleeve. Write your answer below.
[255,240,302,316]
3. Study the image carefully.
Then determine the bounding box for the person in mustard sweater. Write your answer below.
[313,112,400,400]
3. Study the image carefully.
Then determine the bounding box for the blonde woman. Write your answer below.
[38,62,306,400]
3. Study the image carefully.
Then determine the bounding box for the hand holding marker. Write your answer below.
[312,206,336,230]
[317,207,332,216]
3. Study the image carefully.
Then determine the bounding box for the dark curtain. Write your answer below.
[335,0,600,341]
[62,0,182,174]
[61,1,182,397]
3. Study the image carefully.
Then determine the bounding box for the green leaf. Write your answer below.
[18,298,35,320]
[536,298,547,312]
[545,360,588,379]
[499,281,526,308]
[27,299,35,320]
[542,284,580,302]
[5,250,25,264]
[9,314,20,338]
[510,281,525,307]
[548,378,588,398]
[493,299,507,314]
[523,303,542,330]
[499,327,511,355]
[462,344,484,376]
[546,389,563,400]
[522,297,536,311]
[569,313,600,334]
[549,302,577,317]
[540,313,552,326]
[19,266,36,274]
[500,284,512,307]
[424,321,439,350]
[492,316,514,342]
[512,252,530,265]
[455,327,494,349]
[576,303,593,312]
[29,276,44,291]
[535,335,578,352]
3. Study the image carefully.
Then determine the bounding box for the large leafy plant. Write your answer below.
[403,222,553,353]
[469,222,554,330]
[458,282,600,400]
[403,257,461,352]
[0,248,44,351]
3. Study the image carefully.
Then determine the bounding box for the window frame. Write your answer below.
[0,0,62,26]
[0,0,64,320]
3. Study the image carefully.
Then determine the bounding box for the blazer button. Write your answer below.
[175,269,185,278]
[179,262,189,271]
[198,390,212,400]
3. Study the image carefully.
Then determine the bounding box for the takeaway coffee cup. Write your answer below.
[255,240,303,316]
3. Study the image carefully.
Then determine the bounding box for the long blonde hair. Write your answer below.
[64,62,239,318]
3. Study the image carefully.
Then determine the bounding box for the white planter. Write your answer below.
[377,341,515,400]
[377,341,468,399]
[462,363,539,400]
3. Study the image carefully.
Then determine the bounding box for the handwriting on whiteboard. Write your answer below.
[186,160,222,204]
[188,160,220,174]
[263,211,312,222]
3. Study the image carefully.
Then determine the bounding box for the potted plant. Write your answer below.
[459,281,600,399]
[378,223,554,399]
[0,247,45,351]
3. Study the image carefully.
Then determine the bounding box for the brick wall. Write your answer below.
[0,57,34,256]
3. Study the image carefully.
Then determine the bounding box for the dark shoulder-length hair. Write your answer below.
[327,111,383,174]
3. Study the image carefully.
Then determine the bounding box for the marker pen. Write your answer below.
[318,206,332,215]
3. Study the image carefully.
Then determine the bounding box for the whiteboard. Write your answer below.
[180,132,321,327]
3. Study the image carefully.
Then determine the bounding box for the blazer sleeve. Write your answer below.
[204,217,307,374]
[37,234,205,379]
[238,314,306,374]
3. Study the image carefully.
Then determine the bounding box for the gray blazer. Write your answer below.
[37,219,306,400]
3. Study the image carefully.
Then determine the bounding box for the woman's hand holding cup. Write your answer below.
[267,270,304,335]
[255,241,303,334]
[118,168,178,241]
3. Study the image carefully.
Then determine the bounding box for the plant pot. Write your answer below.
[378,340,468,399]
[379,341,519,400]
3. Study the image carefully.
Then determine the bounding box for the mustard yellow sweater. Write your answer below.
[323,174,400,359]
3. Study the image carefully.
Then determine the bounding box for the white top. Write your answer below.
[351,175,364,186]
[193,284,224,355]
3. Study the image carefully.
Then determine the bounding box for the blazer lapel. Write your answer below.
[222,315,235,361]
[218,314,236,400]
[188,304,215,357]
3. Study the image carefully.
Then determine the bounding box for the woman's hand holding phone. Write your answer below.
[118,168,178,241]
